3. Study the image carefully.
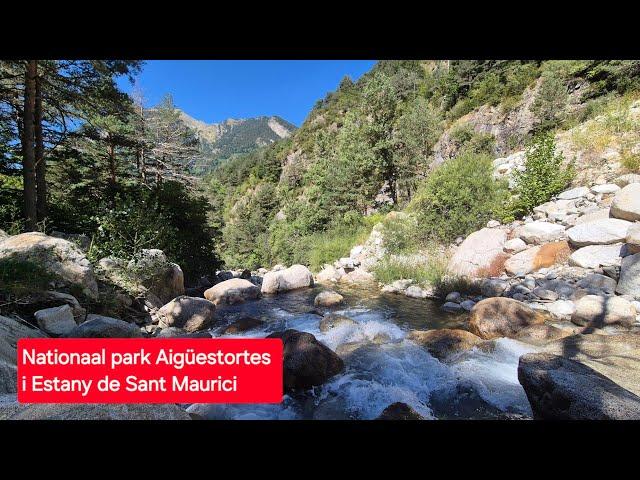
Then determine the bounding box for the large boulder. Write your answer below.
[261,265,314,294]
[34,305,77,337]
[0,399,191,420]
[541,333,640,396]
[504,241,571,276]
[97,249,184,304]
[0,232,98,298]
[447,228,508,278]
[316,265,343,283]
[569,244,624,269]
[266,329,344,392]
[156,296,216,332]
[517,221,566,244]
[566,218,632,247]
[518,353,640,420]
[574,208,611,225]
[65,315,142,338]
[0,337,17,394]
[616,253,640,299]
[0,315,47,347]
[614,173,640,187]
[610,183,640,222]
[571,295,636,328]
[221,317,265,335]
[512,324,574,346]
[319,314,358,332]
[204,278,260,305]
[468,297,549,339]
[557,186,590,200]
[407,329,483,360]
[314,291,344,307]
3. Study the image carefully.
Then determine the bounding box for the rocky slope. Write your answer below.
[178,111,296,173]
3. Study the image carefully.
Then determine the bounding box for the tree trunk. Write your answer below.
[35,69,46,221]
[21,60,38,231]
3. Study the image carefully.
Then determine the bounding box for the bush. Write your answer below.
[89,181,219,282]
[408,152,510,242]
[509,133,574,218]
[0,257,54,297]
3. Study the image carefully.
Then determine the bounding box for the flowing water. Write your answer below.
[186,284,537,420]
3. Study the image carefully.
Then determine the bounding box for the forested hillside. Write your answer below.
[208,60,640,271]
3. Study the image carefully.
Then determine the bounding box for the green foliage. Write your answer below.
[449,124,496,156]
[509,133,574,218]
[0,257,54,297]
[408,152,509,242]
[530,69,568,132]
[88,181,219,280]
[622,151,640,173]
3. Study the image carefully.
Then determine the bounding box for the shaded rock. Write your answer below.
[65,315,142,338]
[155,327,212,338]
[532,288,558,301]
[407,329,483,360]
[441,302,462,313]
[262,264,314,294]
[518,353,640,420]
[222,317,265,335]
[610,183,640,221]
[376,402,424,420]
[460,299,476,311]
[617,253,640,299]
[319,314,358,332]
[0,315,47,349]
[480,278,509,297]
[569,243,624,269]
[34,305,77,336]
[156,296,216,332]
[571,295,635,328]
[576,273,617,294]
[447,228,508,278]
[468,297,549,339]
[0,399,191,420]
[517,221,566,244]
[0,232,98,298]
[566,218,632,247]
[0,338,17,394]
[204,278,260,305]
[574,208,610,225]
[314,291,344,307]
[504,241,571,276]
[445,291,461,303]
[266,329,344,392]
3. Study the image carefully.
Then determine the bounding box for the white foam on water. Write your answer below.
[187,396,300,420]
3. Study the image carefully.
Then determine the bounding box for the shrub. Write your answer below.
[509,133,574,218]
[622,150,640,173]
[408,151,510,242]
[0,257,55,297]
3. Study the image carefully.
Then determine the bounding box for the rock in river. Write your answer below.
[156,296,217,332]
[468,297,549,340]
[261,265,314,294]
[204,278,260,305]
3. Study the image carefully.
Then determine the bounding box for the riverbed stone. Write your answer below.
[262,265,314,294]
[610,183,640,222]
[571,295,636,328]
[575,208,611,225]
[569,244,624,269]
[513,324,574,345]
[221,317,265,335]
[558,187,590,200]
[616,253,640,299]
[156,296,216,332]
[319,314,358,332]
[34,305,77,336]
[65,315,143,338]
[376,402,425,420]
[517,221,566,244]
[532,288,559,301]
[266,329,344,392]
[441,302,462,313]
[468,297,549,339]
[518,353,640,420]
[447,228,508,278]
[576,273,617,295]
[204,278,260,305]
[407,329,483,360]
[480,278,509,297]
[626,223,640,254]
[504,241,571,276]
[544,300,576,319]
[566,218,632,247]
[339,268,375,285]
[314,291,344,307]
[504,238,527,254]
[316,265,342,283]
[591,184,621,194]
[615,173,640,187]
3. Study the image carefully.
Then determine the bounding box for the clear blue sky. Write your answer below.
[117,60,377,126]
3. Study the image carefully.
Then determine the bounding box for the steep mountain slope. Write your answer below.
[178,111,296,173]
[209,60,640,269]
